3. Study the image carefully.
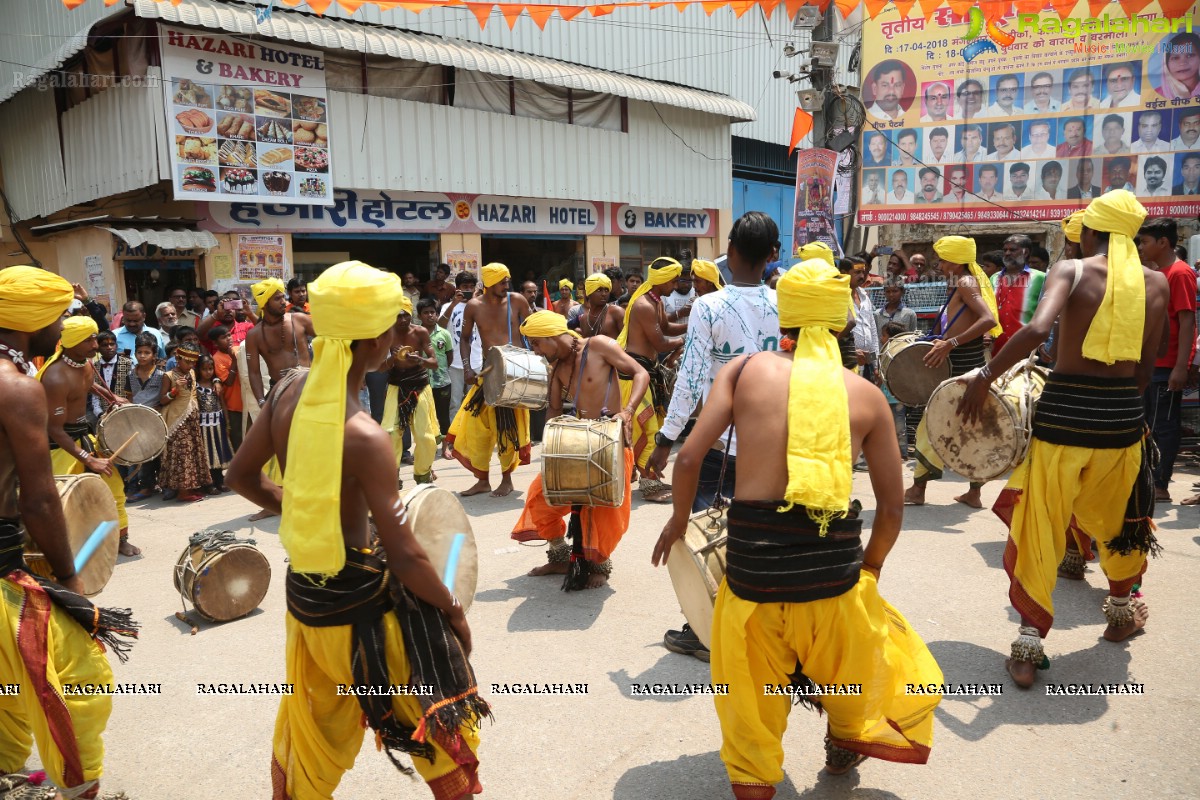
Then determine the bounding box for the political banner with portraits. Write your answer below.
[858,2,1200,225]
[793,148,843,258]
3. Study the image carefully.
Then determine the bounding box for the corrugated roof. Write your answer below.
[132,0,756,121]
[99,226,219,251]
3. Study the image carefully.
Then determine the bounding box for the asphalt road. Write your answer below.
[20,447,1200,799]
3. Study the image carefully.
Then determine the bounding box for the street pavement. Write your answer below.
[25,446,1200,799]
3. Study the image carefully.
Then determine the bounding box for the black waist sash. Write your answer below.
[49,421,93,451]
[948,337,986,377]
[0,519,138,660]
[619,353,667,412]
[286,548,491,771]
[1032,373,1144,448]
[387,368,429,429]
[726,500,863,604]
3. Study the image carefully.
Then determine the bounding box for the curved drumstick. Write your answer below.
[74,520,117,573]
[442,532,467,594]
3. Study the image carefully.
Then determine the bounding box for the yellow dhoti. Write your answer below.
[618,377,660,473]
[0,573,113,794]
[383,383,440,483]
[50,440,128,531]
[445,383,530,480]
[272,612,482,800]
[994,437,1145,637]
[712,573,941,796]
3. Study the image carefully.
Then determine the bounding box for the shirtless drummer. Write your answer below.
[243,277,314,408]
[446,263,533,497]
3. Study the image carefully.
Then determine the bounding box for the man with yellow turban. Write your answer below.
[0,266,139,800]
[653,259,942,795]
[617,256,686,502]
[512,311,648,589]
[244,275,314,410]
[447,262,534,497]
[553,277,580,319]
[39,315,141,557]
[225,261,489,799]
[575,272,624,339]
[382,294,441,484]
[690,258,724,297]
[1062,210,1084,259]
[960,191,1170,689]
[903,235,1001,510]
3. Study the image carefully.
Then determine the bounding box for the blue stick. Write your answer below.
[442,533,466,592]
[74,521,117,573]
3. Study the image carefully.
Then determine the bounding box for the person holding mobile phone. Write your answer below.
[197,291,256,354]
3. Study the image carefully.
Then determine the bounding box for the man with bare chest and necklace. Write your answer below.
[617,258,686,503]
[511,311,649,590]
[382,296,440,485]
[446,263,533,497]
[574,273,625,339]
[245,278,315,409]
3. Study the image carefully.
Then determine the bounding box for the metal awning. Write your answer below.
[99,227,218,251]
[132,0,756,121]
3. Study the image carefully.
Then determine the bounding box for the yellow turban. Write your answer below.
[932,236,1002,338]
[559,278,574,292]
[776,259,853,530]
[282,260,405,578]
[797,241,836,268]
[616,258,683,347]
[36,317,99,380]
[1081,190,1146,364]
[398,294,413,315]
[0,266,73,333]
[584,273,611,297]
[482,263,510,288]
[691,259,723,289]
[520,309,581,340]
[1061,210,1084,244]
[252,277,286,310]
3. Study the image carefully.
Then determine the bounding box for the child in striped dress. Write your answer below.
[195,354,233,494]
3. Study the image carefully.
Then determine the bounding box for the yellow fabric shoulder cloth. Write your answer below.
[1080,190,1147,364]
[615,257,682,348]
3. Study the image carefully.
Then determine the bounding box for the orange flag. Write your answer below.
[467,2,494,26]
[527,4,556,27]
[557,4,587,19]
[499,3,525,27]
[789,108,813,155]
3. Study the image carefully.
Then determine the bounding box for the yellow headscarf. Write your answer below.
[252,277,286,310]
[691,259,723,289]
[559,278,574,292]
[1081,190,1147,364]
[777,259,853,531]
[281,260,405,578]
[616,257,683,347]
[584,273,611,297]
[520,309,581,340]
[0,266,74,332]
[482,263,510,288]
[932,236,1003,338]
[1061,210,1084,244]
[398,294,413,315]
[797,241,836,267]
[36,317,99,380]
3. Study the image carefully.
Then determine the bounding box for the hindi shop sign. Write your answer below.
[159,25,333,206]
[858,1,1200,224]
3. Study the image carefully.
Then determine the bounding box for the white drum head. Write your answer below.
[883,340,949,406]
[926,378,1022,482]
[666,517,727,649]
[404,484,478,612]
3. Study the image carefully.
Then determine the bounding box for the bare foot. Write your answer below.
[441,448,453,461]
[529,563,568,577]
[954,490,984,509]
[585,572,609,589]
[1180,493,1200,506]
[249,509,276,521]
[490,476,514,497]
[1153,487,1171,503]
[1103,600,1149,642]
[460,479,492,497]
[1006,657,1036,689]
[903,484,925,506]
[118,538,141,557]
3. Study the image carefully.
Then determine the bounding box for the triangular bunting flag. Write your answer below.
[527,4,556,27]
[863,0,890,19]
[591,4,616,16]
[789,107,813,155]
[499,3,525,27]
[730,0,757,16]
[891,0,917,18]
[784,0,808,18]
[557,4,587,20]
[701,0,724,15]
[467,3,495,27]
[1159,0,1196,16]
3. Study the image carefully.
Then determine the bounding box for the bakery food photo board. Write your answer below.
[160,25,332,205]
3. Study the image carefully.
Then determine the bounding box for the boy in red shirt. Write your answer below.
[1135,218,1196,503]
[208,325,245,450]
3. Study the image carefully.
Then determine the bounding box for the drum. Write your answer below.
[405,484,478,612]
[666,510,728,650]
[24,475,119,597]
[97,404,168,466]
[482,345,550,410]
[879,333,950,407]
[173,530,271,623]
[541,416,625,508]
[925,362,1049,482]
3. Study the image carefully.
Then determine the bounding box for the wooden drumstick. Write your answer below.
[478,365,494,377]
[108,431,140,461]
[175,611,198,636]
